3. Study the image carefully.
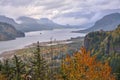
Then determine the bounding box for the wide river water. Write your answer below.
[0,29,86,54]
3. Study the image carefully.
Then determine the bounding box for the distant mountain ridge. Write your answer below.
[0,15,63,32]
[0,15,83,32]
[17,16,64,32]
[0,15,20,29]
[0,22,25,41]
[75,13,120,33]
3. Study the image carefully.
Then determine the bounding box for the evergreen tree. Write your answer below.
[2,59,13,80]
[0,61,2,72]
[31,41,50,80]
[12,55,26,80]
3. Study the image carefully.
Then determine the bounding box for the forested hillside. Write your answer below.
[84,24,120,79]
[0,22,25,41]
[0,44,116,80]
[75,13,120,33]
[0,25,119,80]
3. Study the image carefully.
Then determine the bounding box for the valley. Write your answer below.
[0,0,120,80]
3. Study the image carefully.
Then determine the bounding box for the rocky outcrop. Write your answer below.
[0,22,25,41]
[84,31,108,51]
[84,24,120,54]
[84,24,120,80]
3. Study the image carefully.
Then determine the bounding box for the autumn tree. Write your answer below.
[60,47,116,80]
[0,73,7,80]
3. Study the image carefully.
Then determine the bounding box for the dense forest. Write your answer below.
[84,24,120,80]
[0,44,116,80]
[0,25,120,80]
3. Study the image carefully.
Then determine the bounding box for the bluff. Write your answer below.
[0,22,25,41]
[84,24,120,55]
[84,24,120,79]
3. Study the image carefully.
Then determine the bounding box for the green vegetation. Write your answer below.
[30,42,50,80]
[0,25,120,80]
[0,44,116,80]
[59,47,115,80]
[0,42,51,80]
[0,37,84,80]
[84,24,120,79]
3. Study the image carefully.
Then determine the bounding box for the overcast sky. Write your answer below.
[0,0,120,25]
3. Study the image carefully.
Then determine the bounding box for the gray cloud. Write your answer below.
[34,0,66,10]
[0,0,120,25]
[0,0,34,6]
[55,11,95,19]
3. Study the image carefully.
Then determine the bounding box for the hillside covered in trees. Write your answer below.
[0,25,120,80]
[0,44,116,80]
[0,22,25,41]
[75,13,120,33]
[84,24,120,79]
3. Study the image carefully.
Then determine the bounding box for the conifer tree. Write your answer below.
[0,61,2,72]
[31,41,50,80]
[12,55,25,80]
[2,59,13,80]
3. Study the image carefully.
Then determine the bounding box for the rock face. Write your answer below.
[84,31,108,51]
[84,24,120,54]
[0,22,25,41]
[76,13,120,33]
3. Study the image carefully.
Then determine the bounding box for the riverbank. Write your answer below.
[0,28,86,55]
[0,40,73,59]
[0,37,84,59]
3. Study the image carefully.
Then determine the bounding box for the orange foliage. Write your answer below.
[0,74,7,80]
[60,47,116,80]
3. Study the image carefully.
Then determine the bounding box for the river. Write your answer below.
[0,29,86,54]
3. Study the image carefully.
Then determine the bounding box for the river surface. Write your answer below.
[0,29,86,54]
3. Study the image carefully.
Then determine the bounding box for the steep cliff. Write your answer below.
[84,24,120,55]
[0,22,25,41]
[84,25,120,79]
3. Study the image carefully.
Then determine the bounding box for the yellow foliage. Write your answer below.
[60,47,116,80]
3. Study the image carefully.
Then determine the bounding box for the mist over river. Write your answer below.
[0,29,86,54]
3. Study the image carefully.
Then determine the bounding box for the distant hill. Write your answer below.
[0,15,82,32]
[75,13,120,33]
[17,16,65,32]
[0,15,21,30]
[0,22,25,41]
[0,15,17,25]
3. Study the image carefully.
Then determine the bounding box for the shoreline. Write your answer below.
[0,39,72,59]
